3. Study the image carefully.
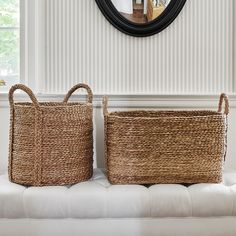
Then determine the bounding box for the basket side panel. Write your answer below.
[10,106,37,185]
[40,105,93,185]
[106,115,226,184]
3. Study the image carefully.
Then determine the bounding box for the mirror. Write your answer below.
[111,0,171,24]
[95,0,186,37]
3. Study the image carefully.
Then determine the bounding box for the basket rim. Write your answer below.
[106,110,225,120]
[12,102,92,108]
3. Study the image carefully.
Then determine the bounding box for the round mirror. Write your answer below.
[95,0,186,37]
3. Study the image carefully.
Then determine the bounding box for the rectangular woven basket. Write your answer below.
[103,94,229,184]
[8,84,94,186]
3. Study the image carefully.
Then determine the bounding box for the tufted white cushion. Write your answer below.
[1,168,236,219]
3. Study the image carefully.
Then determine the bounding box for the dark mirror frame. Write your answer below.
[95,0,187,37]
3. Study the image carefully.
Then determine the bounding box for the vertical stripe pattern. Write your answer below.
[44,0,234,95]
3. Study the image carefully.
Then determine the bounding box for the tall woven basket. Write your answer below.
[103,94,229,184]
[9,84,93,186]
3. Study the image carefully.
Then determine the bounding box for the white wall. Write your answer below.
[42,0,234,95]
[0,0,236,174]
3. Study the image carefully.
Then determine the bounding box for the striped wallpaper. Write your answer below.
[43,0,235,95]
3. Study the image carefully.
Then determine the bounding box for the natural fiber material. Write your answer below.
[103,94,229,184]
[9,84,93,186]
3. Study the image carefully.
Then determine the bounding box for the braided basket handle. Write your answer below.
[63,83,93,104]
[103,96,109,116]
[218,93,229,115]
[9,84,40,108]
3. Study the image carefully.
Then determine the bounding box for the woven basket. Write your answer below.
[103,94,229,184]
[9,84,94,186]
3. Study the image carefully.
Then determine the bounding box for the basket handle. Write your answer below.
[9,84,40,108]
[103,96,108,116]
[63,83,93,104]
[218,93,229,115]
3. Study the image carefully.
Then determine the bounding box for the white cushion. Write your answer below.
[68,181,108,218]
[24,186,68,218]
[1,168,236,219]
[149,184,192,217]
[188,183,233,217]
[0,175,25,218]
[107,185,150,218]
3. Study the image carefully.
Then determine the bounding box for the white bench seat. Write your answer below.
[1,168,236,219]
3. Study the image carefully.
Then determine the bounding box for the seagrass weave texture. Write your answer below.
[9,84,93,186]
[103,94,229,184]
